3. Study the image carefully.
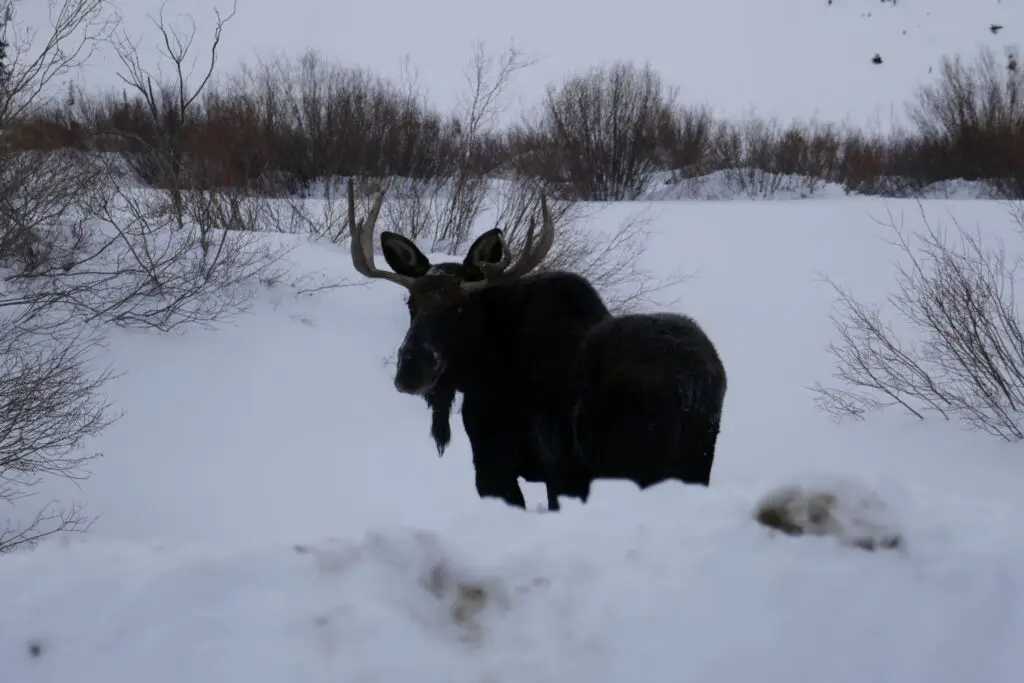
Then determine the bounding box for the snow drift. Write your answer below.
[3,478,1024,683]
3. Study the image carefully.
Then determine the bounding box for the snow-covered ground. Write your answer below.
[5,477,1023,683]
[4,193,1024,681]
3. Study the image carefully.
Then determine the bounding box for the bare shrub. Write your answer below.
[28,155,285,332]
[711,117,838,199]
[812,202,1024,442]
[1,0,113,277]
[908,46,1024,197]
[8,36,1024,201]
[378,42,534,253]
[835,127,931,197]
[219,50,456,194]
[69,45,462,196]
[0,304,116,553]
[0,0,119,553]
[657,103,719,197]
[664,103,718,177]
[487,171,686,313]
[0,147,102,276]
[278,178,350,241]
[530,61,678,201]
[29,0,288,331]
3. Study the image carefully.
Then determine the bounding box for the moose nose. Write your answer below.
[398,347,416,366]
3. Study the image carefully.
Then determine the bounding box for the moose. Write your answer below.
[346,180,727,510]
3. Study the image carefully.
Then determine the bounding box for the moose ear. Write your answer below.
[381,231,431,278]
[463,229,509,270]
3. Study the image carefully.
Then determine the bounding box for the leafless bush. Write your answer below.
[379,42,534,253]
[278,178,349,241]
[664,103,718,176]
[813,202,1024,441]
[18,0,288,331]
[25,158,285,331]
[528,61,677,201]
[0,0,120,553]
[712,117,838,199]
[0,303,116,553]
[487,171,686,313]
[3,157,286,335]
[0,147,102,274]
[835,127,931,197]
[908,46,1024,197]
[378,174,487,252]
[223,50,456,192]
[1,0,113,276]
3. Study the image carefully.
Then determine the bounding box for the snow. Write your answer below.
[5,0,1024,680]
[5,481,1024,683]
[5,195,1024,681]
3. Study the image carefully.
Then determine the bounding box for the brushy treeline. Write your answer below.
[5,46,1024,201]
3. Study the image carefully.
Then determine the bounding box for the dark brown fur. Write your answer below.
[566,312,727,498]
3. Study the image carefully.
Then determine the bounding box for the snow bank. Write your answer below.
[4,478,1024,683]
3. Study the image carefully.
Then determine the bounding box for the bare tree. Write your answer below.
[0,0,116,124]
[108,0,237,202]
[812,202,1024,442]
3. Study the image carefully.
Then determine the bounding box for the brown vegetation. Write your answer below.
[5,44,1024,200]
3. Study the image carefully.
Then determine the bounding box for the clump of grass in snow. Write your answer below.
[754,482,905,552]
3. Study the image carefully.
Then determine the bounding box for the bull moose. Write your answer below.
[346,180,727,510]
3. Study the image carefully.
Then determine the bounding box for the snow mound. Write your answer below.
[754,476,905,551]
[291,529,512,643]
[4,480,1024,682]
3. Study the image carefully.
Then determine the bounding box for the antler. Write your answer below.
[462,194,555,291]
[347,179,416,289]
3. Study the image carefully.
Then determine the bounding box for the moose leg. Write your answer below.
[546,417,593,506]
[668,413,719,487]
[544,483,561,512]
[574,390,678,490]
[474,467,527,508]
[689,417,720,486]
[529,413,568,512]
[461,400,527,509]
